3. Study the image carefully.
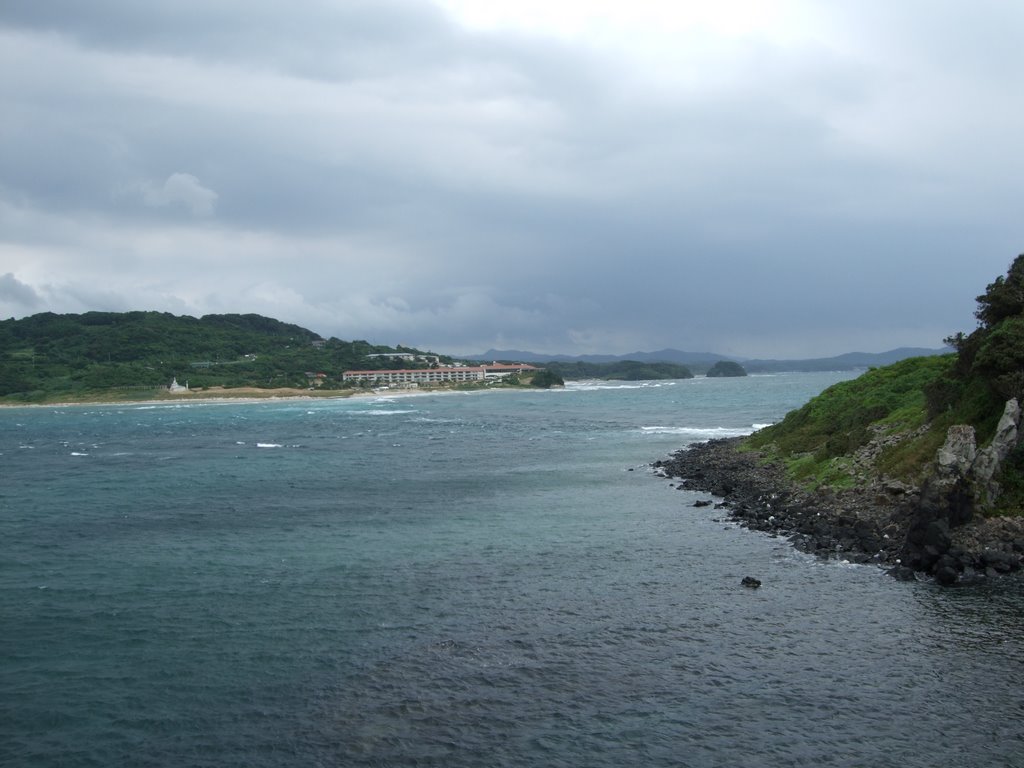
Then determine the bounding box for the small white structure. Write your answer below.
[168,377,189,393]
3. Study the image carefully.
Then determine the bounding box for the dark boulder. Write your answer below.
[934,563,960,586]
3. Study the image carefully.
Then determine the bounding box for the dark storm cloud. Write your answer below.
[0,0,453,77]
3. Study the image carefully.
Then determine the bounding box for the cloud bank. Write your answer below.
[0,1,1021,357]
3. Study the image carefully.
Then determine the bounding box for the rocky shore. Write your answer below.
[654,437,1024,585]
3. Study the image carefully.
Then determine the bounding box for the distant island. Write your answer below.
[705,361,747,377]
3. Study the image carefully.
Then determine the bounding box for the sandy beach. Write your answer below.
[0,383,469,409]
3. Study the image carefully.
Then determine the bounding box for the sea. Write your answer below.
[2,372,1023,767]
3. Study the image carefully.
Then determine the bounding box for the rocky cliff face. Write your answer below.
[899,399,1024,583]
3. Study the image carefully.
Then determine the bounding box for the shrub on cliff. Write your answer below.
[925,255,1024,420]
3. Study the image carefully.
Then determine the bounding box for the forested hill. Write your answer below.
[543,360,694,381]
[0,311,443,400]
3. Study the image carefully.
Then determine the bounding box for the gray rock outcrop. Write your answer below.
[927,398,1021,512]
[972,398,1021,507]
[901,398,1023,577]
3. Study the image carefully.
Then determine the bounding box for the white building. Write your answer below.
[343,366,488,385]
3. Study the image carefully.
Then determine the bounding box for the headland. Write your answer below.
[656,436,1024,584]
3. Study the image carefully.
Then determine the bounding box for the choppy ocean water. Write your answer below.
[2,372,1023,767]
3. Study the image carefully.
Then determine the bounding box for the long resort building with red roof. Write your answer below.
[342,363,538,386]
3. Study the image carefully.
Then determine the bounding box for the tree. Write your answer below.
[975,254,1024,328]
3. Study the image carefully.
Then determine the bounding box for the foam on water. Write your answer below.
[566,380,681,391]
[345,409,418,416]
[639,425,761,438]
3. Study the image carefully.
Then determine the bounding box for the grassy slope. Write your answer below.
[744,356,993,489]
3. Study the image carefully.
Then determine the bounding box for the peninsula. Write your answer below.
[0,312,561,404]
[656,255,1024,584]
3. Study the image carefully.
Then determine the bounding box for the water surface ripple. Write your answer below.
[2,374,1023,766]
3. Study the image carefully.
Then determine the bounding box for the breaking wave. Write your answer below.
[639,424,769,439]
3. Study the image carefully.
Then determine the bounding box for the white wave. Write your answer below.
[70,452,89,456]
[640,425,758,438]
[566,380,679,391]
[347,409,417,416]
[256,443,283,448]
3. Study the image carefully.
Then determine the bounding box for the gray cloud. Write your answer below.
[0,1,1021,357]
[0,272,42,313]
[142,173,218,216]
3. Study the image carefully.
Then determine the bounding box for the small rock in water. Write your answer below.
[693,499,712,507]
[741,576,761,588]
[887,566,917,582]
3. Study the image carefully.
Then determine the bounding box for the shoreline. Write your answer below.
[0,384,471,409]
[0,389,369,409]
[0,379,559,410]
[655,437,1024,584]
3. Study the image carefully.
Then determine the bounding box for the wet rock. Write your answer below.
[934,563,960,586]
[888,565,917,581]
[741,576,761,588]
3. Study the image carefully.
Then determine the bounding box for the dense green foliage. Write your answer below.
[706,360,747,377]
[0,311,446,402]
[747,254,1024,512]
[545,360,693,381]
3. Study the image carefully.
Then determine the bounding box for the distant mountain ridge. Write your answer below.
[472,348,732,365]
[471,346,952,372]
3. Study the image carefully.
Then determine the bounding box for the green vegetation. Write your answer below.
[746,254,1024,513]
[747,355,954,486]
[0,311,448,403]
[544,360,693,381]
[706,360,747,377]
[529,369,565,388]
[0,311,568,404]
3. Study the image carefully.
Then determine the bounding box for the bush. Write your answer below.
[530,369,565,388]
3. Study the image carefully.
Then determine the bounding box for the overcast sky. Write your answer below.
[1,1,1022,358]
